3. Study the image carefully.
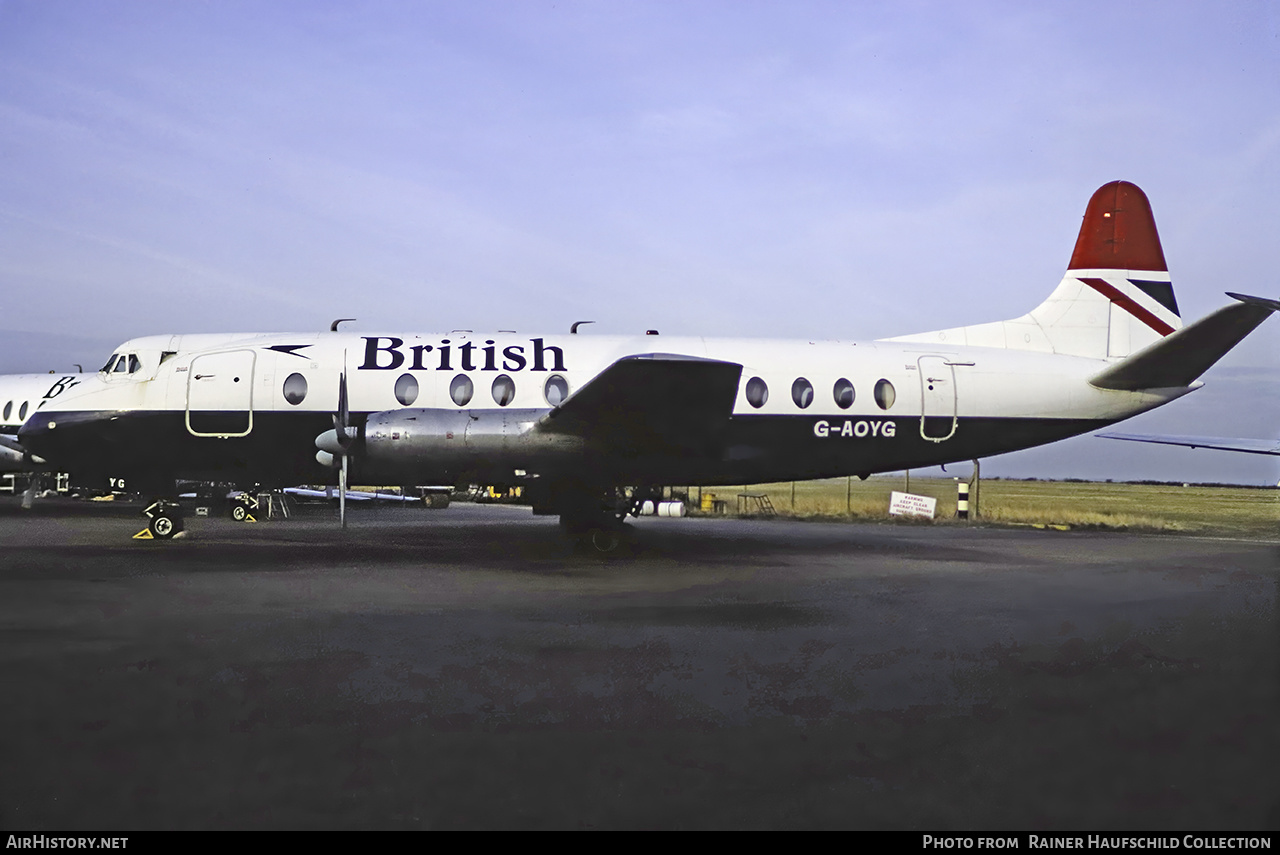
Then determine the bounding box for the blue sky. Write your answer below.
[2,1,1278,483]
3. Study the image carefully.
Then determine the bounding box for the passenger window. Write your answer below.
[791,377,814,409]
[18,401,28,421]
[450,374,473,407]
[544,374,569,406]
[874,379,896,410]
[2,401,10,421]
[745,376,768,408]
[492,374,515,407]
[833,378,855,409]
[394,373,419,407]
[282,373,308,406]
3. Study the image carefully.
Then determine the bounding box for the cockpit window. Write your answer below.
[103,353,141,374]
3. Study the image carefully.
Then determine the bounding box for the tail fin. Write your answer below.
[887,181,1182,359]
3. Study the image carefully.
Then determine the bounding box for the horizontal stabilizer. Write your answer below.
[540,353,743,454]
[1089,294,1280,391]
[1096,432,1280,456]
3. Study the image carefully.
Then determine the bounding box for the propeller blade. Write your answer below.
[340,453,348,529]
[334,369,351,444]
[327,361,352,529]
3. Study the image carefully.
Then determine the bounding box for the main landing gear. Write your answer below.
[136,499,186,540]
[229,493,258,522]
[559,516,632,554]
[555,486,661,554]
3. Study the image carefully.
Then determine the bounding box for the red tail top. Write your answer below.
[1068,181,1167,272]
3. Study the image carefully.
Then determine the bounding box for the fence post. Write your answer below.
[972,458,980,519]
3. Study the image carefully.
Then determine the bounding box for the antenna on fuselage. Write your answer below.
[330,318,357,332]
[570,320,595,334]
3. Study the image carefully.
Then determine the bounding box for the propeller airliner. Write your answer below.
[18,181,1280,547]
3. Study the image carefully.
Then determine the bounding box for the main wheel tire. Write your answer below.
[590,528,622,553]
[231,504,248,522]
[149,513,181,539]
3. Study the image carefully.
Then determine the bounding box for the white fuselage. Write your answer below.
[18,330,1190,491]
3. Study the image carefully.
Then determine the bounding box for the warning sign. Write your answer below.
[889,491,937,519]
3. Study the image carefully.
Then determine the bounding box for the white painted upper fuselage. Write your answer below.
[33,329,1188,428]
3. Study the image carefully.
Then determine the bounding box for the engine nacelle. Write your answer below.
[362,408,583,482]
[0,442,29,472]
[0,436,44,472]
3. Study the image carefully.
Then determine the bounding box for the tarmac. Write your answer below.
[1,497,1276,829]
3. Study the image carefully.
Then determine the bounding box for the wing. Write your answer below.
[284,487,417,501]
[538,353,743,455]
[1096,432,1280,456]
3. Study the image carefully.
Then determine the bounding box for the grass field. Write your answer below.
[688,476,1280,538]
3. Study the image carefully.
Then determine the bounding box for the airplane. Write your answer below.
[17,181,1280,547]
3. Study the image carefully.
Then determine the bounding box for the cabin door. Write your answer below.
[186,350,256,437]
[918,355,957,442]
